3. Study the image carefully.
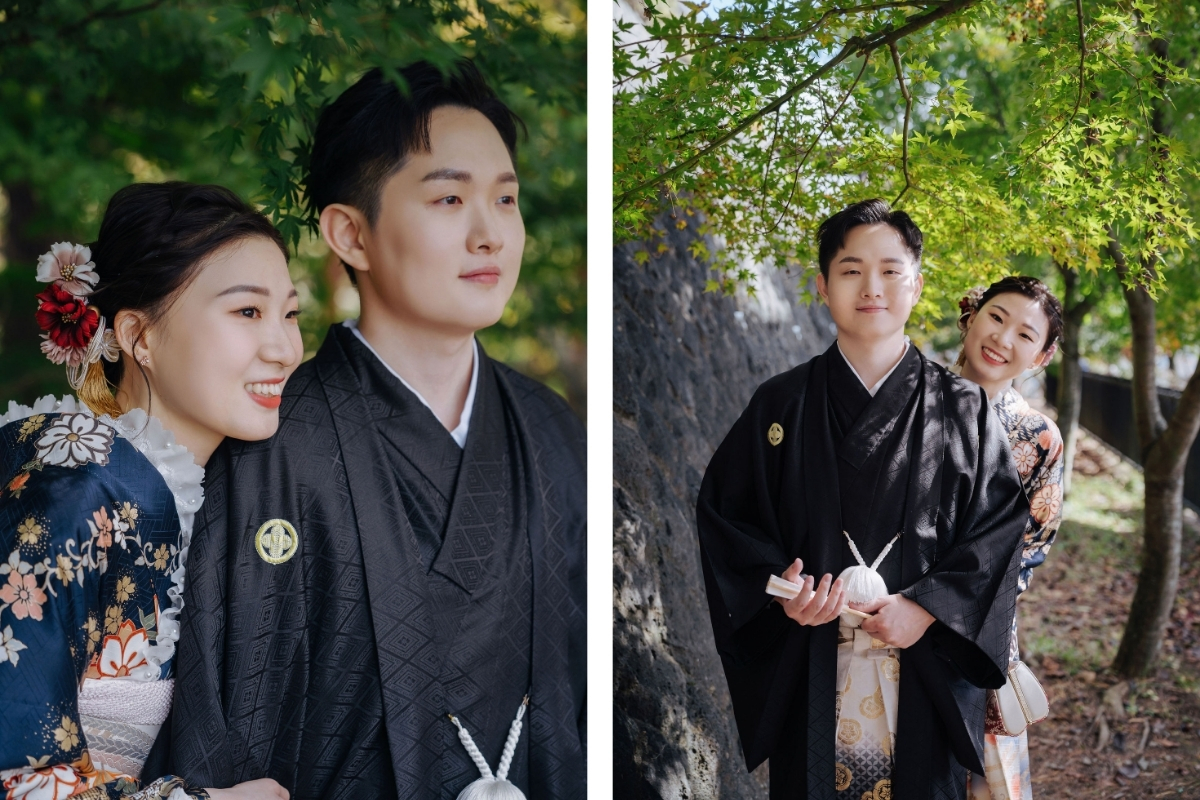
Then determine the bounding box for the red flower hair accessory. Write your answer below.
[33,243,119,391]
[36,283,99,361]
[956,286,987,334]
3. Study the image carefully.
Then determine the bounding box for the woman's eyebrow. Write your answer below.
[216,285,298,299]
[217,284,269,297]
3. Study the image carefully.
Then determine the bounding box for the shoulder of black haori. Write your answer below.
[930,361,990,438]
[744,359,816,421]
[492,361,585,465]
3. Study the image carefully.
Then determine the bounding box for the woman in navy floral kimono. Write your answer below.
[955,276,1066,800]
[0,183,300,800]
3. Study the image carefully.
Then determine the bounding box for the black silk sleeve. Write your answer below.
[696,376,800,637]
[901,386,1026,690]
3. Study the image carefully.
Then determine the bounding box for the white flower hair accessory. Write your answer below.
[37,242,99,297]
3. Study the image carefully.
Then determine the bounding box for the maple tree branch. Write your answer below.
[1025,0,1087,161]
[890,42,914,205]
[758,51,872,238]
[615,0,980,209]
[615,2,946,49]
[60,0,166,35]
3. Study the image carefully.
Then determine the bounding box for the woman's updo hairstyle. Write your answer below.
[88,182,288,396]
[955,275,1064,368]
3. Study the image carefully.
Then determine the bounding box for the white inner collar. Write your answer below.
[837,337,911,397]
[344,319,478,449]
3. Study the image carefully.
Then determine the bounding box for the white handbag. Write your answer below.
[986,661,1050,736]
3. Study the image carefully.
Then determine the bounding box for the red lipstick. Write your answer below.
[247,378,284,409]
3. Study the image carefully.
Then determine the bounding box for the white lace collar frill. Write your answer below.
[1,396,204,681]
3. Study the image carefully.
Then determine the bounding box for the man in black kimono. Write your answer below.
[696,200,1027,799]
[166,61,586,799]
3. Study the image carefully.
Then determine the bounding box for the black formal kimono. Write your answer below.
[166,325,586,799]
[696,343,1027,800]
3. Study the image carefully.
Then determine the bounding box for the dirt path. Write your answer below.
[1024,429,1200,798]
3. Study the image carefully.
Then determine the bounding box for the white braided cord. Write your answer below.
[495,698,529,780]
[449,715,494,780]
[870,532,903,570]
[841,530,903,570]
[841,531,868,567]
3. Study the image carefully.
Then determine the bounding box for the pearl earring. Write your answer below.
[140,356,149,366]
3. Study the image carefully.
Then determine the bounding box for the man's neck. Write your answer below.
[835,331,909,392]
[355,311,475,432]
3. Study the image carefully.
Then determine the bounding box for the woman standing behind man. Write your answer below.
[956,276,1067,800]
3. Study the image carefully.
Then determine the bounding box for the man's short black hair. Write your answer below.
[817,199,923,278]
[307,59,524,280]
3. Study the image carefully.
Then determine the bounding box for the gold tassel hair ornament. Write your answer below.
[75,323,123,419]
[447,696,530,800]
[33,243,123,418]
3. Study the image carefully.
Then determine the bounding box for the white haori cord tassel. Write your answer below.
[449,696,529,800]
[837,530,901,628]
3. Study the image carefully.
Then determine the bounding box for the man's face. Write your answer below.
[815,223,923,341]
[358,106,524,335]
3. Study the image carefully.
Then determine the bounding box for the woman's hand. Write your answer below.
[855,594,936,648]
[206,779,290,800]
[774,558,845,626]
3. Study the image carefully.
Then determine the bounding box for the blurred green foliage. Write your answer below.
[0,0,586,413]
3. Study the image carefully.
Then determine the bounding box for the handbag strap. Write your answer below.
[1008,663,1036,723]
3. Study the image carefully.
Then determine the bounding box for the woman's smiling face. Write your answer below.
[118,236,304,463]
[961,292,1054,384]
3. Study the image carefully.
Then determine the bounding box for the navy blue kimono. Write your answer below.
[0,405,206,799]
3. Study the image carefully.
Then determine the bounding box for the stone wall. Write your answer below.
[613,215,835,798]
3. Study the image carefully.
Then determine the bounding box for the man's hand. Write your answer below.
[206,779,290,800]
[854,594,935,648]
[775,558,845,627]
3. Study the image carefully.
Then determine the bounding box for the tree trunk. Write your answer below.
[1054,262,1093,498]
[1,181,50,353]
[1110,29,1194,677]
[1108,223,1200,677]
[1113,360,1200,677]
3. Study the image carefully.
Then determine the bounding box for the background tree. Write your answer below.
[0,0,587,412]
[1105,4,1200,675]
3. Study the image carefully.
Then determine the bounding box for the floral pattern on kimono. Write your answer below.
[0,401,207,800]
[971,386,1064,800]
[994,387,1065,606]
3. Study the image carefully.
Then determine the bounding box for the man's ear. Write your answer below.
[320,204,372,277]
[815,272,829,304]
[911,270,925,303]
